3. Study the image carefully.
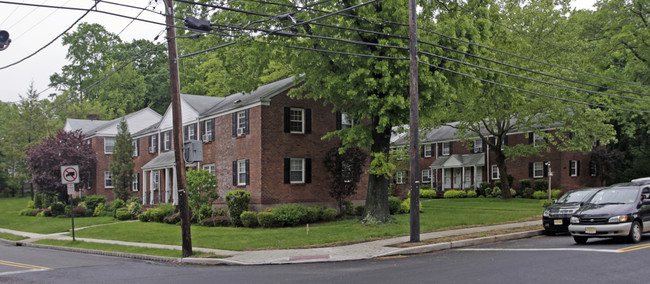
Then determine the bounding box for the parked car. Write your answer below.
[568,184,650,244]
[542,188,601,234]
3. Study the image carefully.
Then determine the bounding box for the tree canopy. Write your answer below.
[109,119,135,202]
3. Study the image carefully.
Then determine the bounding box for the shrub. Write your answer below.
[510,188,517,197]
[495,180,501,189]
[240,211,258,227]
[492,187,501,197]
[214,208,227,216]
[116,208,132,220]
[36,211,45,217]
[34,194,43,209]
[127,196,143,205]
[84,195,107,212]
[19,208,37,216]
[273,204,307,227]
[444,190,467,199]
[127,202,142,218]
[322,208,338,221]
[484,186,493,197]
[258,212,275,228]
[343,200,354,216]
[551,189,562,200]
[400,198,422,213]
[541,199,553,208]
[42,208,52,217]
[522,188,534,199]
[148,208,166,223]
[467,190,477,198]
[200,216,231,227]
[225,190,251,226]
[388,196,402,214]
[26,201,35,209]
[111,199,126,218]
[477,182,491,197]
[164,212,181,224]
[355,205,365,216]
[77,202,87,209]
[138,212,150,222]
[93,203,105,217]
[519,179,532,191]
[198,205,214,221]
[534,179,549,192]
[420,189,437,199]
[533,191,548,199]
[157,203,176,218]
[305,206,325,223]
[72,206,86,217]
[50,202,65,217]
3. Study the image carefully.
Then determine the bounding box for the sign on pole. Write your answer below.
[67,184,75,195]
[61,165,80,184]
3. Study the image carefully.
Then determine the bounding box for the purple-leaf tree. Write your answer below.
[27,130,96,201]
[323,146,368,215]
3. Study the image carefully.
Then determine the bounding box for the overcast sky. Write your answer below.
[0,0,598,103]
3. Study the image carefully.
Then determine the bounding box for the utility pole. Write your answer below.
[165,0,192,257]
[408,0,420,242]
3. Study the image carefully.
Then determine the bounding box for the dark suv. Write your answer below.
[568,184,650,244]
[543,188,600,234]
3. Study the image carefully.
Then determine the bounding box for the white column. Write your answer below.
[142,170,147,204]
[461,167,466,190]
[441,168,445,191]
[165,168,171,203]
[150,170,155,205]
[474,166,478,190]
[173,166,179,205]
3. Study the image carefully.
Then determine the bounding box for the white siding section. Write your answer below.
[158,98,200,131]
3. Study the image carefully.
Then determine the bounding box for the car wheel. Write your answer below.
[628,221,642,243]
[573,236,588,244]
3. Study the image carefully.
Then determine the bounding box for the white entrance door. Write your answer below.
[464,168,472,189]
[444,169,452,190]
[453,168,461,189]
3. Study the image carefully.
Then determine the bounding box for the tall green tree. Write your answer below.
[109,119,135,202]
[186,168,219,221]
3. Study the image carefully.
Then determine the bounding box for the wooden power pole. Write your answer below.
[165,0,192,257]
[408,0,420,242]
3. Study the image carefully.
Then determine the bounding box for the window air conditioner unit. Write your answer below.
[149,146,155,153]
[237,127,245,136]
[202,133,212,142]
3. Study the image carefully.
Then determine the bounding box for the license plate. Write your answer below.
[585,227,596,234]
[554,219,563,225]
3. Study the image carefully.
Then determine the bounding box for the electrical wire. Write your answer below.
[258,39,408,60]
[12,0,73,41]
[0,0,23,26]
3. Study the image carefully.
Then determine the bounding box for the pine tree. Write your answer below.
[109,119,135,202]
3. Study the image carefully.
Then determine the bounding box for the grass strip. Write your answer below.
[390,225,544,248]
[32,239,226,258]
[0,232,28,241]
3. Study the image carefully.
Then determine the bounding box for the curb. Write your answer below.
[14,242,181,263]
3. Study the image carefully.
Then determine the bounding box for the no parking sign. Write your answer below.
[61,165,79,184]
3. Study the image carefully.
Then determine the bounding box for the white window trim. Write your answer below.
[396,171,406,184]
[341,113,354,129]
[237,160,247,186]
[422,169,431,183]
[204,120,213,140]
[132,140,139,157]
[290,158,305,184]
[104,171,113,188]
[237,111,247,136]
[188,124,196,140]
[424,144,432,158]
[290,108,305,134]
[570,160,578,177]
[132,173,139,191]
[442,142,450,156]
[164,132,171,151]
[533,162,544,178]
[202,164,215,176]
[150,135,158,153]
[152,171,160,190]
[590,161,598,177]
[491,165,500,180]
[104,137,115,154]
[533,133,544,147]
[474,138,483,153]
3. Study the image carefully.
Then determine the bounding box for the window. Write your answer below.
[152,171,160,190]
[149,134,158,153]
[422,169,431,183]
[423,144,432,157]
[290,158,304,183]
[533,162,544,178]
[341,113,354,129]
[396,171,406,184]
[132,139,139,157]
[442,142,451,156]
[203,120,214,142]
[104,137,115,154]
[188,124,196,140]
[533,133,544,147]
[237,160,247,186]
[590,161,598,176]
[203,164,215,176]
[104,171,113,188]
[491,165,500,180]
[570,160,579,177]
[290,108,304,133]
[474,138,483,153]
[232,110,249,137]
[164,131,171,150]
[132,173,139,191]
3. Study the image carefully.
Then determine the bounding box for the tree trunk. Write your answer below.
[495,150,512,199]
[361,116,392,224]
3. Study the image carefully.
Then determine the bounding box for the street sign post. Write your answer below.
[61,165,79,241]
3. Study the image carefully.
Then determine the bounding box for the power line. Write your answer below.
[0,0,100,71]
[418,60,650,114]
[0,0,23,27]
[12,0,73,41]
[259,39,408,60]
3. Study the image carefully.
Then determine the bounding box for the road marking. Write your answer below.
[618,243,650,253]
[0,268,51,276]
[0,260,52,276]
[458,248,620,253]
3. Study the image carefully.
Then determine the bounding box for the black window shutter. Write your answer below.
[137,173,141,191]
[305,158,312,183]
[232,113,237,137]
[438,143,442,156]
[470,141,475,154]
[232,161,237,186]
[284,107,290,133]
[211,119,215,141]
[543,161,549,177]
[529,162,533,178]
[305,109,312,134]
[245,109,250,135]
[354,161,361,182]
[148,136,152,151]
[184,126,188,141]
[529,132,534,145]
[200,120,205,137]
[245,159,250,185]
[160,133,163,151]
[504,135,509,146]
[420,145,425,157]
[135,138,139,156]
[336,111,342,130]
[483,139,487,152]
[449,142,453,154]
[577,160,581,176]
[284,158,290,184]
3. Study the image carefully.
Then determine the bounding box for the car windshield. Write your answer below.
[587,188,639,205]
[556,190,594,204]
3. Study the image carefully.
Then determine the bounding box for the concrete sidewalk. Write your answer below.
[0,220,543,265]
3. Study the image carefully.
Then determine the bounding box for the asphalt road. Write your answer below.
[2,234,650,284]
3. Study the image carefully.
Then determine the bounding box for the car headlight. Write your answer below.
[570,216,580,224]
[543,210,550,217]
[608,215,628,223]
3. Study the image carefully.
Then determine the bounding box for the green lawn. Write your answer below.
[0,197,117,234]
[0,232,27,241]
[32,239,223,258]
[71,198,543,251]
